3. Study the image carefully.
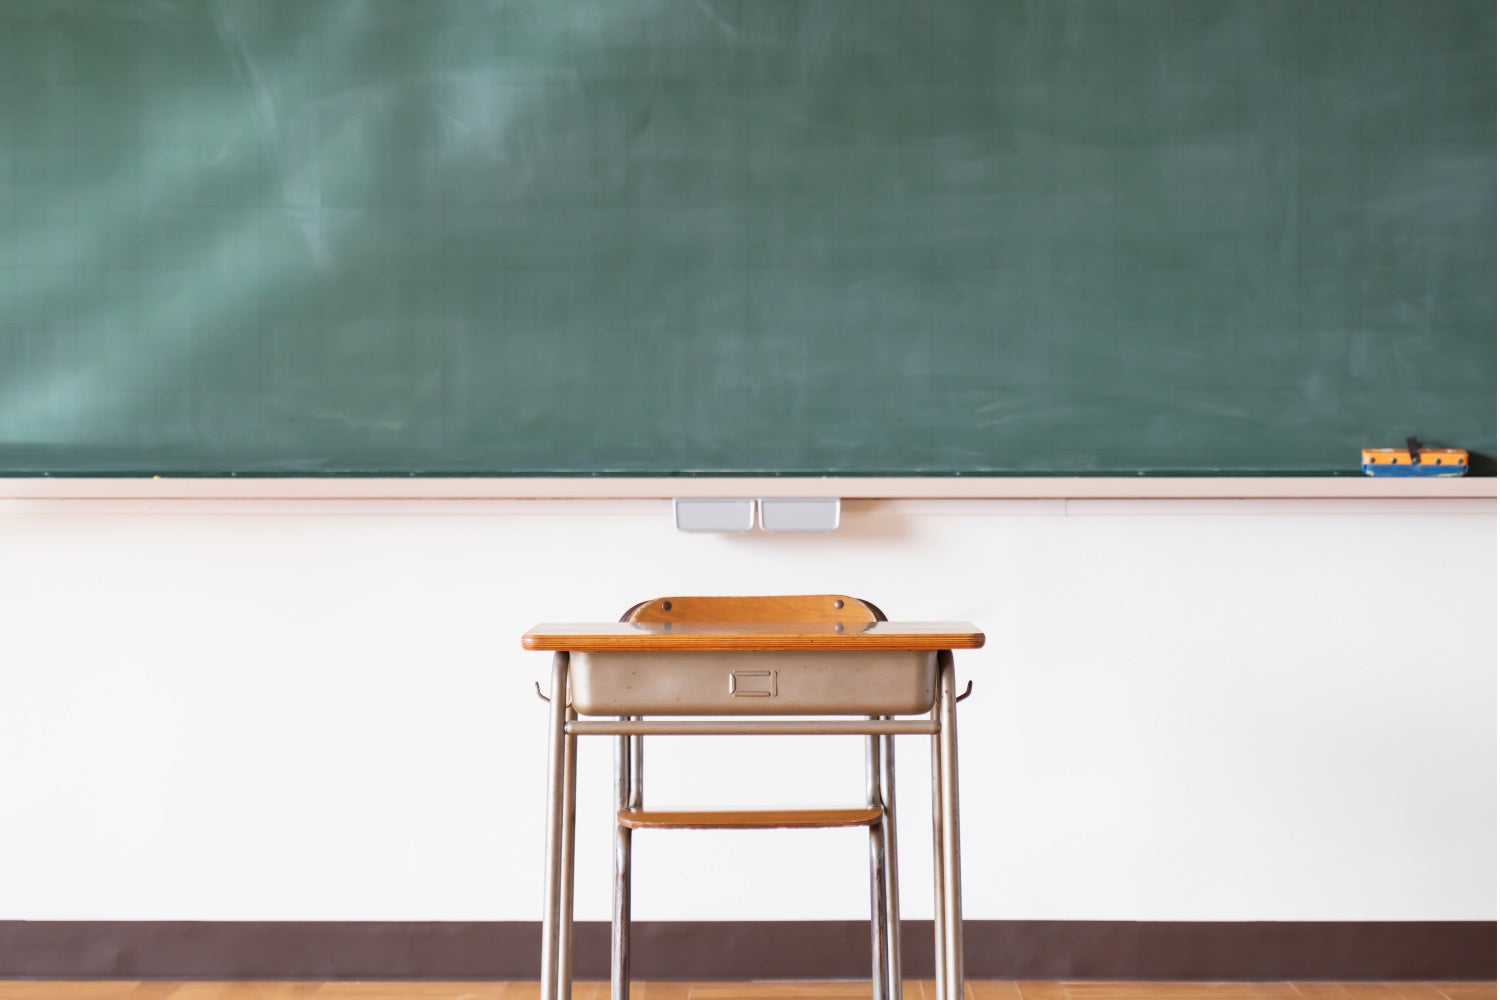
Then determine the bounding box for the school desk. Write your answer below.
[523,617,986,1000]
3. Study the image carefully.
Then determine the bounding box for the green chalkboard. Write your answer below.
[0,0,1493,475]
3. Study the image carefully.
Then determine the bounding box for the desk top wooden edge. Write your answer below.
[523,621,986,652]
[3,476,1493,500]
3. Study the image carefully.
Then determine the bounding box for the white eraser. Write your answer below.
[759,497,841,532]
[673,498,757,532]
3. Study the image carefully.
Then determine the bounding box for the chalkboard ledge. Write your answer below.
[1,477,1493,500]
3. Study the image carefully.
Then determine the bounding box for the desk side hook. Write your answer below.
[956,680,973,703]
[534,681,570,707]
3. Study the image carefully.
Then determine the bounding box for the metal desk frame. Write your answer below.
[529,624,980,1000]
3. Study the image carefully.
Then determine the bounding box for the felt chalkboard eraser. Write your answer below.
[1362,444,1468,477]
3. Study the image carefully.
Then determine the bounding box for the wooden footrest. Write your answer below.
[618,807,883,830]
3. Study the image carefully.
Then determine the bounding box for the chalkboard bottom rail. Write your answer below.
[0,476,1493,500]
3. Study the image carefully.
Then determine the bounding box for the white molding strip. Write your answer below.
[5,496,1490,518]
[0,476,1493,500]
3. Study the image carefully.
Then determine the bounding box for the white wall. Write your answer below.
[0,497,1493,922]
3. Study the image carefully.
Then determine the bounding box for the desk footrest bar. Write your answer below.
[567,719,938,736]
[619,807,883,829]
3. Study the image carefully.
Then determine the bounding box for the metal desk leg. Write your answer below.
[541,651,571,1000]
[935,651,965,1000]
[866,727,890,1000]
[612,719,637,1000]
[930,696,946,1000]
[880,724,903,1000]
[559,703,578,1000]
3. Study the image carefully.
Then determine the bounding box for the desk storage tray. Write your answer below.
[569,649,937,716]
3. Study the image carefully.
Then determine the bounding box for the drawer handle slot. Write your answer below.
[729,670,777,698]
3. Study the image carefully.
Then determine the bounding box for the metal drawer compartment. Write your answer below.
[569,649,937,716]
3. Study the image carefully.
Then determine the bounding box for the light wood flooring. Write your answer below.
[0,983,1490,1000]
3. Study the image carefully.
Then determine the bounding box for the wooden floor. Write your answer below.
[0,984,1490,1000]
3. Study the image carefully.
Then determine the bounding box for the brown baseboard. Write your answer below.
[0,921,1493,980]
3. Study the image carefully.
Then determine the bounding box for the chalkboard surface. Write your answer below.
[0,0,1493,475]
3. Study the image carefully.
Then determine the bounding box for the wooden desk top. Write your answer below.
[522,621,985,652]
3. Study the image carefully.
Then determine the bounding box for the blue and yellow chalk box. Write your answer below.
[1361,444,1468,477]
